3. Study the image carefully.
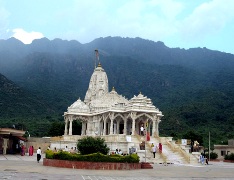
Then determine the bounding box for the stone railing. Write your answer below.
[153,132,190,163]
[152,133,167,163]
[165,138,190,163]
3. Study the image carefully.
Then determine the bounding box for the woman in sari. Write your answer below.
[21,144,25,156]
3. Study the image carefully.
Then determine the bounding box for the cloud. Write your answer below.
[11,28,44,44]
[180,0,234,41]
[57,0,184,43]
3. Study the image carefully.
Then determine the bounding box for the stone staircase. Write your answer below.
[130,135,199,165]
[130,134,164,163]
[50,134,199,165]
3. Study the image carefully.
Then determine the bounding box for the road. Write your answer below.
[0,154,234,180]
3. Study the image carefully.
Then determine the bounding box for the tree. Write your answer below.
[209,152,218,159]
[47,122,64,136]
[182,130,203,146]
[77,136,109,155]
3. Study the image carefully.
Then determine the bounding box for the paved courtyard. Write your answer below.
[0,154,234,180]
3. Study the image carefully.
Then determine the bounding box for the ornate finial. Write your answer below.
[112,87,115,91]
[97,62,102,67]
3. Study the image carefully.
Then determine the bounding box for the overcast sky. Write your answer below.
[0,0,234,54]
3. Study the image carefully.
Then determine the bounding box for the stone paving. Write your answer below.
[0,154,234,180]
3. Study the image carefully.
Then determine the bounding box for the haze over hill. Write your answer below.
[0,37,234,144]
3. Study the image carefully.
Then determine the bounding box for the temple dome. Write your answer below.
[126,92,159,112]
[90,87,129,111]
[67,98,90,113]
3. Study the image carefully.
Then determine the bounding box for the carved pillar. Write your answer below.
[110,119,114,135]
[156,114,163,136]
[109,113,114,135]
[82,121,86,135]
[149,121,153,136]
[103,119,107,135]
[64,117,68,135]
[86,117,93,136]
[103,114,108,135]
[117,119,120,134]
[132,118,136,135]
[68,116,73,135]
[152,115,156,136]
[124,116,127,135]
[130,112,137,135]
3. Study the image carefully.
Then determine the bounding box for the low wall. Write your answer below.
[43,158,141,170]
[223,160,234,163]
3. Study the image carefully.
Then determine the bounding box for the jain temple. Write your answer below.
[64,63,163,138]
[50,51,200,164]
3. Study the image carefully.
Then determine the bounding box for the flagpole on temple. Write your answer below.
[95,49,99,67]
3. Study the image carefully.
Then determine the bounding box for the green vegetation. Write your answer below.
[77,136,110,155]
[0,37,234,149]
[45,150,139,163]
[224,153,234,161]
[209,152,218,160]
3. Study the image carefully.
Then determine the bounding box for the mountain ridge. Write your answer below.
[0,37,233,143]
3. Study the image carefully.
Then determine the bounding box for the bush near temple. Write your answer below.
[77,136,109,155]
[209,152,218,159]
[45,150,139,163]
[224,153,234,161]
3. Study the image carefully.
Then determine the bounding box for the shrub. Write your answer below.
[44,151,140,163]
[77,136,109,155]
[210,152,218,159]
[45,150,53,159]
[224,153,234,160]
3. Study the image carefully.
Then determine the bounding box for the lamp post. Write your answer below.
[209,131,210,161]
[25,131,30,155]
[60,136,62,150]
[145,119,148,162]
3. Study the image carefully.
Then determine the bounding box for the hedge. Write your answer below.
[45,150,140,163]
[224,153,234,161]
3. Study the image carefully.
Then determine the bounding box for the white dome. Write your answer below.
[67,98,90,113]
[127,92,158,112]
[90,87,129,111]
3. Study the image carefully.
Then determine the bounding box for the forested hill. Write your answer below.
[0,37,234,144]
[0,73,53,117]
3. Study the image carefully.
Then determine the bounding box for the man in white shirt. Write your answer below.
[37,147,42,163]
[140,125,144,136]
[152,146,157,158]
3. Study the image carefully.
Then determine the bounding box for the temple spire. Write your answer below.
[94,49,100,68]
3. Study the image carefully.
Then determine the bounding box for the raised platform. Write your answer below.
[43,158,142,170]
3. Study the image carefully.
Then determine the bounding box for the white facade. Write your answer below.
[63,63,163,137]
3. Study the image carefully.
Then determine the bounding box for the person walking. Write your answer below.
[152,146,156,158]
[37,147,42,163]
